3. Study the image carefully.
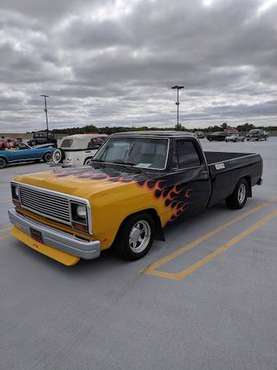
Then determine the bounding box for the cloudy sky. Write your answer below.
[0,0,277,132]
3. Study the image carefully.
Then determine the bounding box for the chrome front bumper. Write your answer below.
[8,208,100,260]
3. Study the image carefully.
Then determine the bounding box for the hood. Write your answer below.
[13,165,152,199]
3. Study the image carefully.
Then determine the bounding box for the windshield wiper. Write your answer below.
[111,160,135,166]
[91,159,148,176]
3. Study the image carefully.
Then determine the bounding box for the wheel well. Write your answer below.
[229,176,252,199]
[116,209,165,243]
[244,176,252,197]
[0,156,7,169]
[84,157,93,164]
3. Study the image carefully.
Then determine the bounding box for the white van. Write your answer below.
[52,134,107,167]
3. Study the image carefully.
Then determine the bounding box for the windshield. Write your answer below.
[94,137,169,169]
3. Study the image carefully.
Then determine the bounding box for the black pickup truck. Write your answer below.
[9,131,263,264]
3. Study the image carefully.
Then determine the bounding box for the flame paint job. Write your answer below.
[14,165,192,249]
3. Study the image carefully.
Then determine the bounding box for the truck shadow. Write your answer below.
[56,202,242,273]
[12,199,261,279]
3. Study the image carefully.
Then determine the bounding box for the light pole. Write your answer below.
[171,85,184,130]
[40,94,49,138]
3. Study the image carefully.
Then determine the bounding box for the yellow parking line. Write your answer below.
[146,210,277,280]
[145,202,271,276]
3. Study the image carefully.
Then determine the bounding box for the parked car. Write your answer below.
[246,129,268,141]
[9,131,263,266]
[52,134,107,167]
[225,134,245,142]
[206,131,227,141]
[194,131,205,139]
[0,143,55,169]
[28,131,57,147]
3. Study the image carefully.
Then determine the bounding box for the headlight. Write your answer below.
[70,201,89,233]
[14,185,19,198]
[11,183,20,202]
[76,205,87,219]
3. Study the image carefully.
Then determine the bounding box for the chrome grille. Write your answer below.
[19,185,71,224]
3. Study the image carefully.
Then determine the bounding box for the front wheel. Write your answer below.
[226,178,248,209]
[114,213,155,260]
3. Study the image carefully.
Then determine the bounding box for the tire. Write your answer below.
[114,213,155,261]
[84,157,93,166]
[226,178,249,209]
[52,149,64,164]
[43,152,52,163]
[0,157,7,169]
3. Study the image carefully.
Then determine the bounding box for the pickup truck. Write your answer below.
[8,131,263,266]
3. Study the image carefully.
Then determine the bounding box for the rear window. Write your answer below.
[175,140,201,168]
[60,139,73,148]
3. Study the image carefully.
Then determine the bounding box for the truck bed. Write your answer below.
[204,151,263,207]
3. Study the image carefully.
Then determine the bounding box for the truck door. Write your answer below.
[169,138,211,217]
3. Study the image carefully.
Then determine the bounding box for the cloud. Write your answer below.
[0,0,277,132]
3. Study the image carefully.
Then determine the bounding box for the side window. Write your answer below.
[176,140,201,168]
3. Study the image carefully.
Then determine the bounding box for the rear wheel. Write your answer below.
[43,152,52,163]
[114,213,155,260]
[226,178,248,209]
[0,157,7,169]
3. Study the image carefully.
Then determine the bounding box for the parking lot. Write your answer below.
[1,138,277,370]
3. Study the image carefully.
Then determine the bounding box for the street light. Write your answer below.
[40,94,49,138]
[171,85,184,130]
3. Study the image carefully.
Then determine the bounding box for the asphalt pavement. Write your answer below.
[0,138,277,370]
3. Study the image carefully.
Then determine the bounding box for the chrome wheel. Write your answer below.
[238,183,246,204]
[52,149,62,164]
[129,220,151,254]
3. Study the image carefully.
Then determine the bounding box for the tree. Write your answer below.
[237,123,255,132]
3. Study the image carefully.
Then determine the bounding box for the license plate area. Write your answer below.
[30,228,43,243]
